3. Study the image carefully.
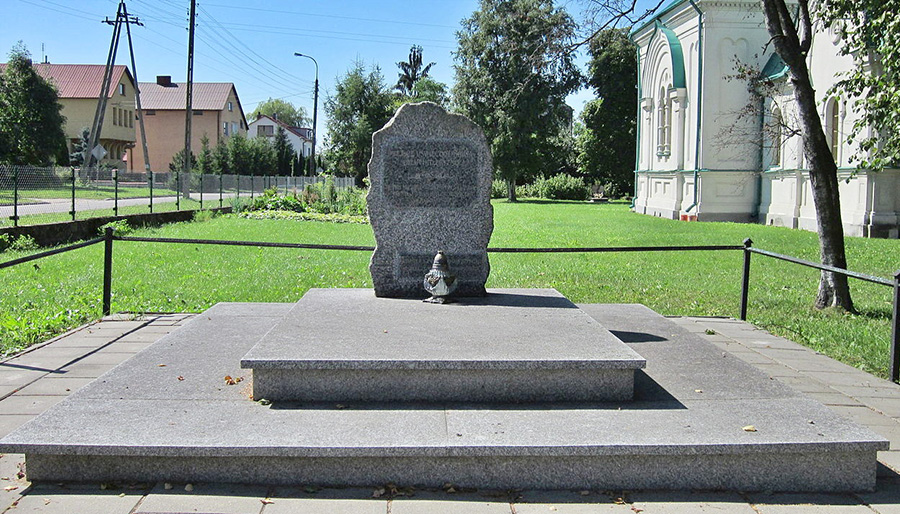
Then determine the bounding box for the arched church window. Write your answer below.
[656,85,671,157]
[770,106,782,168]
[825,98,840,162]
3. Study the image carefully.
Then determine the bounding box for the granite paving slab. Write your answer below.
[0,297,888,491]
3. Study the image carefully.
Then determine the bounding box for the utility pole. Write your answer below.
[294,53,318,176]
[84,1,144,176]
[121,2,150,178]
[182,0,197,205]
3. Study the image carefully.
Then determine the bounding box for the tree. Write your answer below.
[324,59,393,186]
[196,134,215,174]
[0,43,67,165]
[759,0,852,310]
[394,77,450,109]
[577,28,637,196]
[69,127,90,166]
[273,126,294,176]
[395,45,435,96]
[249,98,309,127]
[227,133,251,175]
[168,147,196,173]
[213,140,230,175]
[453,0,582,201]
[820,0,900,171]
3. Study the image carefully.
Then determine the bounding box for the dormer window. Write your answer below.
[118,83,125,96]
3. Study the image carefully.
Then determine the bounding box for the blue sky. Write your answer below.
[2,0,617,145]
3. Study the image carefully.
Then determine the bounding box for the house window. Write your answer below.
[227,101,233,112]
[193,110,203,115]
[118,83,125,95]
[129,111,134,128]
[145,110,156,116]
[826,98,840,162]
[656,86,672,157]
[223,122,229,136]
[232,122,238,135]
[258,125,274,137]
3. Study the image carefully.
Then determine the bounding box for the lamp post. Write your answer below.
[294,52,319,176]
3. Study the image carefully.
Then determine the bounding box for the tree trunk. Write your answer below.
[506,178,517,202]
[786,49,854,310]
[761,0,853,311]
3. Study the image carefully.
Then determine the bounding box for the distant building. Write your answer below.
[128,75,247,173]
[246,114,313,158]
[631,0,900,237]
[0,62,136,168]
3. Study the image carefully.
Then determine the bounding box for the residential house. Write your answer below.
[128,75,247,173]
[0,62,137,168]
[630,0,899,237]
[246,114,313,159]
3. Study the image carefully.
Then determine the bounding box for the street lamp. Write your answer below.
[294,52,318,176]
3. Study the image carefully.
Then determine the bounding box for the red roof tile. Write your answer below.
[0,63,130,98]
[139,81,236,111]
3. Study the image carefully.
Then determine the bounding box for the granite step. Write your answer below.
[0,295,888,492]
[240,289,646,402]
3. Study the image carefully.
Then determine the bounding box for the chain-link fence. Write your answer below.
[0,165,355,228]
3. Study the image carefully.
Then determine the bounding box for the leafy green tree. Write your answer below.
[273,126,294,176]
[453,0,582,201]
[324,59,393,186]
[197,134,215,174]
[577,28,637,196]
[249,98,309,127]
[0,43,67,165]
[227,133,251,174]
[821,0,900,171]
[393,77,450,109]
[395,45,435,96]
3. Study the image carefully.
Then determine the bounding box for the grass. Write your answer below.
[0,199,204,228]
[1,200,898,378]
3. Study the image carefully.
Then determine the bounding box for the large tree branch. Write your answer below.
[570,0,669,49]
[797,0,813,54]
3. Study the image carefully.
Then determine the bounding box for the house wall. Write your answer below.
[60,73,136,169]
[246,117,312,157]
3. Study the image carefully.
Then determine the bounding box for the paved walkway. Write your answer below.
[1,312,900,513]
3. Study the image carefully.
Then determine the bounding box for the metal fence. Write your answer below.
[0,165,355,228]
[2,231,898,380]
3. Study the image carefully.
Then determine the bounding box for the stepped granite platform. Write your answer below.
[241,289,645,402]
[0,289,889,491]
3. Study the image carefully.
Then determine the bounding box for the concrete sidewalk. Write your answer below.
[1,311,900,513]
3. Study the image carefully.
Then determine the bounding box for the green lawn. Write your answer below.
[0,199,204,228]
[2,200,898,378]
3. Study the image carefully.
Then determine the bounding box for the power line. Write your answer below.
[16,0,104,22]
[212,20,456,46]
[199,3,459,30]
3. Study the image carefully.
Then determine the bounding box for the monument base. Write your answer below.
[0,295,888,492]
[241,289,645,403]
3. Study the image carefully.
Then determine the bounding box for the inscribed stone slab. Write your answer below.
[367,102,493,298]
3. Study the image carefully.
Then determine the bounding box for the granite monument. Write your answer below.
[367,102,493,298]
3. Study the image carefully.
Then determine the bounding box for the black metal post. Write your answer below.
[113,169,119,217]
[176,170,181,211]
[199,173,204,211]
[148,171,153,213]
[250,171,255,200]
[70,166,76,221]
[891,270,900,382]
[11,167,18,227]
[740,238,752,321]
[102,227,114,316]
[219,174,223,209]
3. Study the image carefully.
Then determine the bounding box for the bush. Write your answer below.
[525,174,591,201]
[98,220,132,236]
[238,182,367,218]
[491,179,507,199]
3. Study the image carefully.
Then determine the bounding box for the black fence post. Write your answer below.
[176,170,181,211]
[740,238,753,321]
[149,171,154,214]
[113,169,119,217]
[891,270,900,382]
[199,173,204,211]
[12,166,19,227]
[102,227,114,316]
[219,174,223,209]
[70,167,76,221]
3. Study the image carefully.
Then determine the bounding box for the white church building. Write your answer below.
[630,0,900,237]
